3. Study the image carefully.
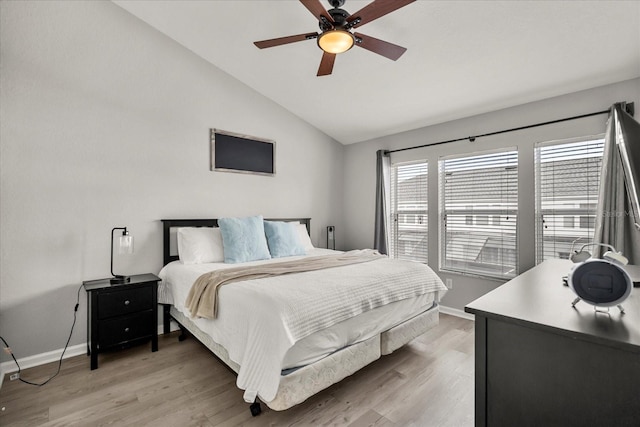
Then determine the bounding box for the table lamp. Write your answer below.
[111,226,134,284]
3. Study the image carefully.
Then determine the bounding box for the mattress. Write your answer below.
[158,248,447,403]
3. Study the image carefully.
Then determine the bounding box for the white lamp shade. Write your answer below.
[118,234,134,254]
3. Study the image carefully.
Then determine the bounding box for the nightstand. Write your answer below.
[83,273,160,370]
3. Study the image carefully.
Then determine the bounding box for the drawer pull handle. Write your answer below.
[124,327,130,333]
[124,300,130,306]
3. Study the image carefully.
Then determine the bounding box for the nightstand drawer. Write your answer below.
[98,310,155,348]
[98,286,153,319]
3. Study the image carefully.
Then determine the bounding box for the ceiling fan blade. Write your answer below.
[300,0,334,23]
[317,52,336,76]
[347,0,416,29]
[254,32,318,49]
[354,32,407,60]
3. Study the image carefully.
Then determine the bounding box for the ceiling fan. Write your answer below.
[253,0,416,76]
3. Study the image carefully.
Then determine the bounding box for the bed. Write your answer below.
[158,217,447,414]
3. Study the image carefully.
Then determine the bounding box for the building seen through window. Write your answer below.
[535,136,604,264]
[390,161,428,263]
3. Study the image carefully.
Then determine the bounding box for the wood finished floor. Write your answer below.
[0,314,474,427]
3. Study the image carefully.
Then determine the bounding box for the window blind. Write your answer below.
[440,149,518,279]
[390,161,428,263]
[534,137,604,263]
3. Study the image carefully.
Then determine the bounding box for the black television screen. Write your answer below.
[210,129,275,176]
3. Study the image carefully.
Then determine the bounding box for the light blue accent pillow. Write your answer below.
[264,221,307,258]
[218,215,272,264]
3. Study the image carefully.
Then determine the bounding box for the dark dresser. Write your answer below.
[465,259,640,427]
[83,273,160,370]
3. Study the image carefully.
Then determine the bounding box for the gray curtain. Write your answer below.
[593,102,640,264]
[374,150,391,254]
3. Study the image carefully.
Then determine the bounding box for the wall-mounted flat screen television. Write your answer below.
[210,129,275,176]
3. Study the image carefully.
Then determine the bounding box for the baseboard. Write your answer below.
[0,323,180,387]
[0,343,87,378]
[439,305,475,321]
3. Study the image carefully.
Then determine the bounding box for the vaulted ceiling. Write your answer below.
[114,1,640,145]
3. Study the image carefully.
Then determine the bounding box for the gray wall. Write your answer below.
[0,1,344,361]
[343,78,640,311]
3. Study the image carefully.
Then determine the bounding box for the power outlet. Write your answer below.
[9,373,19,381]
[445,278,453,289]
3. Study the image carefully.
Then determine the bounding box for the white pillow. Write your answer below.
[177,227,224,264]
[294,223,314,251]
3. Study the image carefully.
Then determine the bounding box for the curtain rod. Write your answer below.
[388,102,634,154]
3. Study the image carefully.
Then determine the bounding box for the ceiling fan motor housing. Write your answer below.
[320,6,350,31]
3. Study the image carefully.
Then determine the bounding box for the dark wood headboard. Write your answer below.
[161,218,311,266]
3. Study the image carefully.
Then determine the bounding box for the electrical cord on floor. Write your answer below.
[0,282,83,386]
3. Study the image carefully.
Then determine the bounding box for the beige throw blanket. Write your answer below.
[185,249,384,319]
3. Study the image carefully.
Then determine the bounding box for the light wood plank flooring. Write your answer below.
[0,314,474,426]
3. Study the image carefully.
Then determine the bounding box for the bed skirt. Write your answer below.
[381,303,440,355]
[168,302,440,411]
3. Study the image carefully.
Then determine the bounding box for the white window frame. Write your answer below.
[439,148,518,279]
[390,160,428,263]
[534,135,605,264]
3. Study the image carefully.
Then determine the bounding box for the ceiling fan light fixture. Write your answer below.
[318,29,355,54]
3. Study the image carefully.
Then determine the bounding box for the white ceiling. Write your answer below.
[114,0,640,145]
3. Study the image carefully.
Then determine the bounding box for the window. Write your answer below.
[390,161,428,263]
[440,149,518,279]
[563,216,575,228]
[465,207,473,225]
[535,136,604,263]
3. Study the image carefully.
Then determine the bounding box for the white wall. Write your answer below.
[0,1,344,361]
[343,78,640,311]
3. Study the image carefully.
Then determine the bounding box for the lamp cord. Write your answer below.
[0,283,83,386]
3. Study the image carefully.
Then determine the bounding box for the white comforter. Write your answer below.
[158,249,446,403]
